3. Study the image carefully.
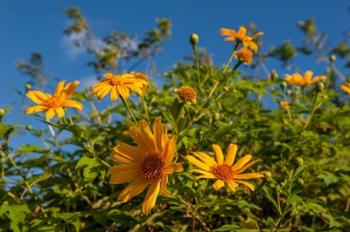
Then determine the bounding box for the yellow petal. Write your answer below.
[192,152,217,167]
[108,164,139,175]
[213,180,225,190]
[235,160,260,174]
[26,91,51,104]
[142,181,160,214]
[224,144,238,166]
[110,86,118,102]
[62,100,83,110]
[189,169,216,179]
[54,80,66,96]
[138,120,156,153]
[112,142,140,163]
[118,181,149,203]
[45,108,56,121]
[226,179,238,192]
[231,154,252,171]
[185,155,210,171]
[163,137,176,165]
[25,105,47,114]
[163,163,183,175]
[153,117,163,153]
[54,107,65,118]
[109,169,139,184]
[160,176,170,195]
[234,172,264,180]
[236,180,255,191]
[117,86,130,100]
[212,144,224,164]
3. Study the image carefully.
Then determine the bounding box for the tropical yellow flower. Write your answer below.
[340,82,350,95]
[108,117,183,214]
[185,144,264,192]
[220,26,263,52]
[285,71,325,87]
[26,80,83,121]
[279,101,290,109]
[92,72,148,102]
[234,47,253,64]
[176,86,197,103]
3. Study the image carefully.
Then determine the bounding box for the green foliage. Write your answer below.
[1,7,350,232]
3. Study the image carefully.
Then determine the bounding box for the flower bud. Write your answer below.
[317,82,325,92]
[270,70,278,82]
[280,81,287,89]
[25,83,32,91]
[298,178,304,185]
[0,108,5,117]
[176,86,197,104]
[329,54,336,63]
[189,33,199,46]
[296,157,304,166]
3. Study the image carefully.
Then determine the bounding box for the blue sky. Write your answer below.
[0,0,349,144]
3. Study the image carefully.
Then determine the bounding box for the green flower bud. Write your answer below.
[317,82,325,92]
[270,69,278,82]
[298,178,304,185]
[25,83,32,91]
[189,33,199,46]
[296,157,304,166]
[280,81,287,89]
[329,54,336,63]
[0,108,5,117]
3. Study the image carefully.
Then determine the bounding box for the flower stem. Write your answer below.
[223,42,240,72]
[192,44,201,88]
[120,96,138,124]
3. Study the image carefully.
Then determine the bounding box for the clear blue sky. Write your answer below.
[0,0,349,145]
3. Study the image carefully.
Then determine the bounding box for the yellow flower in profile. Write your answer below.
[176,86,197,103]
[340,82,350,95]
[279,101,290,109]
[108,117,183,214]
[220,26,263,52]
[234,47,253,64]
[285,71,325,87]
[185,144,264,192]
[26,80,83,121]
[92,72,148,102]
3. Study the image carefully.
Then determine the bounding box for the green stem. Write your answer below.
[120,96,138,124]
[192,45,201,87]
[223,42,240,72]
[304,93,321,129]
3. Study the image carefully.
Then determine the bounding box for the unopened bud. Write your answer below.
[296,157,304,166]
[270,70,278,82]
[189,33,199,46]
[263,171,272,179]
[25,83,32,91]
[317,82,325,92]
[0,108,5,117]
[280,81,287,89]
[298,178,304,185]
[329,54,336,63]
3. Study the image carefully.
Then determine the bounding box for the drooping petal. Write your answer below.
[142,180,160,214]
[160,176,170,195]
[213,180,225,190]
[226,179,238,192]
[118,181,149,203]
[54,107,65,118]
[110,86,119,102]
[212,144,224,164]
[62,100,83,110]
[236,180,255,191]
[224,144,238,166]
[163,137,176,165]
[45,108,56,121]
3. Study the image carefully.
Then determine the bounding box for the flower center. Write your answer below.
[46,96,61,108]
[110,77,121,86]
[141,155,164,180]
[210,164,233,180]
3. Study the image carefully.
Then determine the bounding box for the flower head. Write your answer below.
[108,117,183,214]
[340,82,350,95]
[220,26,263,52]
[185,144,263,192]
[26,80,83,121]
[285,71,325,87]
[234,47,253,64]
[92,72,148,102]
[176,86,197,103]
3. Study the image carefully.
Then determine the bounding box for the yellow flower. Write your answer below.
[26,80,83,121]
[234,47,253,64]
[340,82,350,95]
[279,101,290,109]
[220,26,263,52]
[92,72,148,102]
[185,144,263,192]
[176,86,197,103]
[108,117,183,214]
[285,71,326,87]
